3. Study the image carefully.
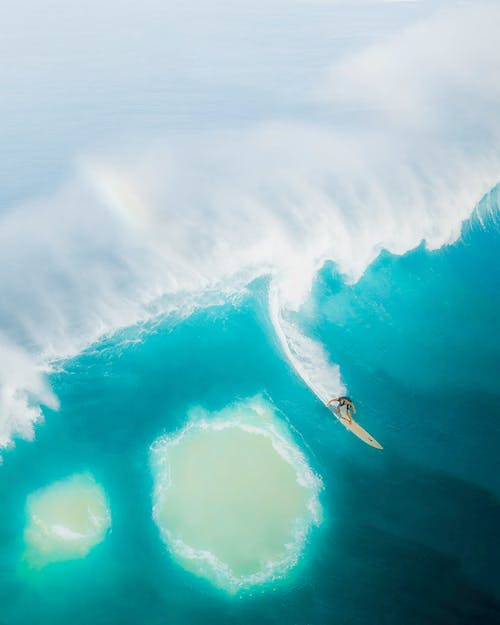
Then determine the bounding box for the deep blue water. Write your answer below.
[1,207,499,625]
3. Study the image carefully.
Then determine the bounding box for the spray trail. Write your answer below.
[269,283,345,405]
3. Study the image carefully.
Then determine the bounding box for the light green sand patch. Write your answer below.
[24,472,111,567]
[150,397,322,592]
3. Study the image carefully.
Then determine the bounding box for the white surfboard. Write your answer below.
[331,406,383,449]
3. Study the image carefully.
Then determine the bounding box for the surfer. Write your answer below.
[327,397,356,424]
[326,397,382,449]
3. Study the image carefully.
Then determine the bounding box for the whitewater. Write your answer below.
[150,397,322,592]
[0,3,499,453]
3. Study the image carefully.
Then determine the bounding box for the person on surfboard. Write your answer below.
[327,397,356,424]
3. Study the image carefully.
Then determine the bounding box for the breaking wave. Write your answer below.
[0,3,499,452]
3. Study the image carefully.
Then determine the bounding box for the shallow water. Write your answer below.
[23,472,111,568]
[150,398,320,591]
[0,211,499,624]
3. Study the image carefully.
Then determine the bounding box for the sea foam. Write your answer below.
[150,397,322,592]
[23,472,111,567]
[0,3,499,452]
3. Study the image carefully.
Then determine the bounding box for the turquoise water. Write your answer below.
[1,207,499,624]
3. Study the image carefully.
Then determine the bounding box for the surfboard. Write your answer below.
[331,407,383,449]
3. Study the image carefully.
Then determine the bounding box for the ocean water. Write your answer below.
[0,204,499,625]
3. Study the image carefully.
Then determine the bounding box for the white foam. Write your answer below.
[0,3,499,451]
[23,472,112,567]
[150,397,322,592]
[269,284,345,404]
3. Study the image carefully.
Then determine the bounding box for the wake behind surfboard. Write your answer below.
[268,287,383,449]
[332,406,383,449]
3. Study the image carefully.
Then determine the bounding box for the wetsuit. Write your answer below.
[332,397,355,422]
[337,396,353,407]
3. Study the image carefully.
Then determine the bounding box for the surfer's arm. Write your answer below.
[327,398,338,407]
[350,402,357,414]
